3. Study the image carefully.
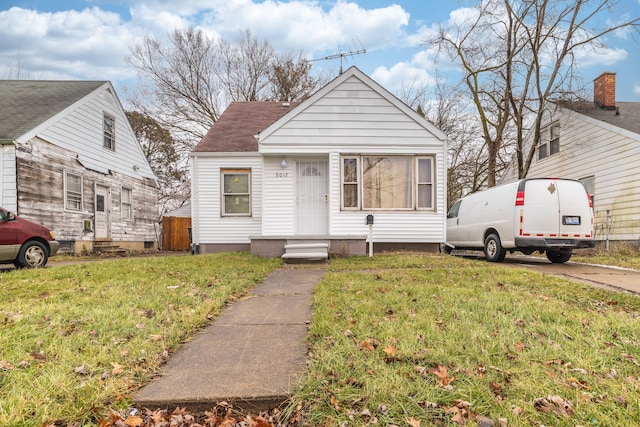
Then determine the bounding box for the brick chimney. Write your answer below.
[593,72,616,110]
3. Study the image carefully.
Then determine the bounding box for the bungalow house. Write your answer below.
[0,80,159,253]
[501,72,640,244]
[190,66,448,259]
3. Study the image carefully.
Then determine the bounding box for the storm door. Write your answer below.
[295,161,328,234]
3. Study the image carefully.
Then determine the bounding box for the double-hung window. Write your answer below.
[538,123,560,160]
[121,188,133,220]
[103,113,115,150]
[221,169,251,216]
[64,171,83,211]
[341,155,435,210]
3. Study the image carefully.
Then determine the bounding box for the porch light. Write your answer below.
[280,159,287,169]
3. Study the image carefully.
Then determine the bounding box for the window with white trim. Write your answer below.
[538,123,560,160]
[64,171,83,211]
[341,155,435,210]
[103,113,115,150]
[221,169,251,216]
[121,187,133,220]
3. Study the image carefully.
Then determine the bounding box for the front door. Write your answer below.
[95,184,111,239]
[296,161,328,234]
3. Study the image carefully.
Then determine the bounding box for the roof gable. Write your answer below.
[0,80,106,141]
[192,101,299,152]
[258,66,447,143]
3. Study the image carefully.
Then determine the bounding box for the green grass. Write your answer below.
[573,245,640,270]
[291,254,640,426]
[2,251,640,426]
[0,253,281,426]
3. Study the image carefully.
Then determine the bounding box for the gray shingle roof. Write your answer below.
[557,100,640,136]
[0,80,106,140]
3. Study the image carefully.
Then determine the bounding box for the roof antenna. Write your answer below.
[310,38,366,74]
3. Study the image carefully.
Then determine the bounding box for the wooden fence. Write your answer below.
[162,216,192,251]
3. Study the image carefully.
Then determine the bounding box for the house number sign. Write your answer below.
[275,172,289,178]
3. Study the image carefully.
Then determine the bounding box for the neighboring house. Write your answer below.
[190,67,448,259]
[501,72,640,243]
[0,80,159,253]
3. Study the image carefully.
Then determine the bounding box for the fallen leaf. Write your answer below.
[534,395,574,416]
[0,360,13,371]
[74,364,90,375]
[360,338,378,352]
[124,415,143,427]
[384,345,398,356]
[330,395,341,411]
[406,417,421,427]
[429,365,454,387]
[111,362,124,376]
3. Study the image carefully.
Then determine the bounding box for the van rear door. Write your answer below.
[556,179,593,239]
[520,179,561,238]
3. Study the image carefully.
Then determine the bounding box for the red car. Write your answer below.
[0,207,60,268]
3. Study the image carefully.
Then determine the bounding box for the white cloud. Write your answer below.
[371,50,436,92]
[634,82,640,96]
[0,1,413,83]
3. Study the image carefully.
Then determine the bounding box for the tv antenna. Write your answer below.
[310,48,366,74]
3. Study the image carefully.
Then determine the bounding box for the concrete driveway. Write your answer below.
[457,252,640,295]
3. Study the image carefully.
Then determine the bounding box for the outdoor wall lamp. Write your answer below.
[280,159,287,169]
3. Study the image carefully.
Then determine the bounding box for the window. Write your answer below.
[341,155,435,211]
[416,158,433,208]
[64,171,83,211]
[342,157,359,208]
[538,123,560,160]
[103,113,115,150]
[221,169,251,216]
[121,188,133,220]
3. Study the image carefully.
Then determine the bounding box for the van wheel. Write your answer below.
[15,241,48,268]
[484,233,506,262]
[546,250,572,263]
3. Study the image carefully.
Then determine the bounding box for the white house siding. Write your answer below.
[191,153,263,249]
[0,145,17,211]
[261,156,298,235]
[259,72,447,244]
[510,107,640,241]
[33,86,155,180]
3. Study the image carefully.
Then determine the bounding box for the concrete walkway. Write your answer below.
[134,264,327,414]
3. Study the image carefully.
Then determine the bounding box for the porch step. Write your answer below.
[282,241,329,262]
[93,240,129,256]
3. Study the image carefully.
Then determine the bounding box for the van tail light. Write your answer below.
[515,191,525,206]
[587,193,593,208]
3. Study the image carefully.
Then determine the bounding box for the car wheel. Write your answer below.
[16,241,49,268]
[484,233,506,262]
[546,250,572,263]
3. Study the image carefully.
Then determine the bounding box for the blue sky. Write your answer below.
[1,0,639,103]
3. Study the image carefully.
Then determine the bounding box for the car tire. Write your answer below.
[16,240,49,268]
[546,250,572,263]
[484,233,506,262]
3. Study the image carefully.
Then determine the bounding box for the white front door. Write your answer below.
[95,184,111,239]
[296,161,328,234]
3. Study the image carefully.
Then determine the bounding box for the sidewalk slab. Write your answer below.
[134,265,326,414]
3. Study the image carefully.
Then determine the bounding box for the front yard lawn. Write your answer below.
[1,252,639,426]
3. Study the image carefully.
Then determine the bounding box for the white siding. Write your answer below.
[260,76,445,154]
[191,154,263,244]
[262,157,296,235]
[0,145,17,210]
[512,106,640,240]
[36,86,155,181]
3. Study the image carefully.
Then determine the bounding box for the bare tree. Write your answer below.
[268,51,321,102]
[431,0,639,186]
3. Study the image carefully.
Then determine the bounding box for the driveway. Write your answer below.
[462,253,640,295]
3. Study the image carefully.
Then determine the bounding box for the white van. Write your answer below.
[445,178,594,263]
